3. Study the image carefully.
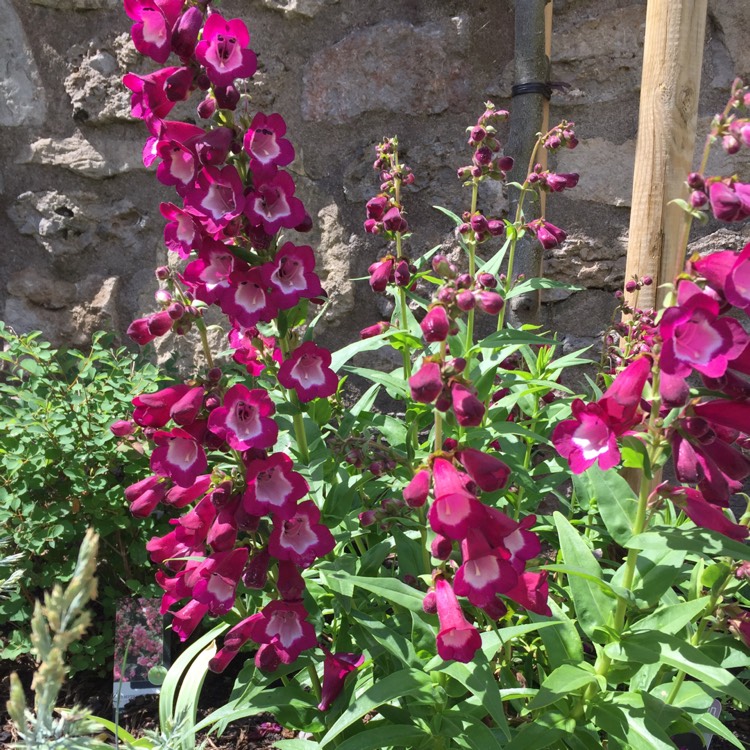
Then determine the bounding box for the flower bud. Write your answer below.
[473,146,493,166]
[477,272,497,288]
[687,172,705,190]
[155,266,170,280]
[456,273,473,289]
[168,302,185,319]
[624,280,637,293]
[171,6,203,59]
[422,589,438,614]
[487,219,505,237]
[456,289,475,311]
[497,155,514,172]
[360,321,390,339]
[468,125,486,145]
[110,419,135,437]
[690,190,708,208]
[394,259,411,287]
[359,509,379,527]
[214,85,240,110]
[404,469,430,508]
[420,306,450,342]
[475,290,504,315]
[409,362,443,403]
[197,96,217,119]
[431,535,453,560]
[165,67,193,103]
[155,289,172,304]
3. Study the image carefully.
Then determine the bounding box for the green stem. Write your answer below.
[293,409,310,464]
[308,663,322,701]
[465,180,479,360]
[195,318,215,371]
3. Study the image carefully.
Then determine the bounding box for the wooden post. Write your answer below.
[506,0,552,326]
[623,0,708,310]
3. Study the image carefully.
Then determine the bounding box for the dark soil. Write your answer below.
[0,656,292,749]
[1,656,748,749]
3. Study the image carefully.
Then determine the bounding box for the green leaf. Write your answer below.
[479,329,558,349]
[504,711,570,750]
[344,366,409,398]
[631,596,710,635]
[335,723,431,750]
[628,527,750,562]
[440,658,511,739]
[506,278,582,300]
[330,333,390,372]
[573,466,638,545]
[528,664,598,710]
[160,622,228,731]
[432,204,464,227]
[592,694,676,750]
[274,741,321,750]
[696,712,745,750]
[553,512,613,641]
[320,669,433,747]
[460,715,507,750]
[320,570,425,612]
[604,631,750,704]
[528,600,584,669]
[349,610,420,668]
[610,547,686,607]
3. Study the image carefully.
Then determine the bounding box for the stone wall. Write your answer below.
[1,0,748,355]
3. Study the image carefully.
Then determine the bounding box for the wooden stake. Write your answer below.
[507,0,552,325]
[624,0,708,310]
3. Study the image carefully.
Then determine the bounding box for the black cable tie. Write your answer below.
[511,80,571,100]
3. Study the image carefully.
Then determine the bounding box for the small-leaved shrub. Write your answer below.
[0,324,171,674]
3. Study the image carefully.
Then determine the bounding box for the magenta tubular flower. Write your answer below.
[317,650,364,711]
[263,243,324,309]
[660,281,748,378]
[694,243,750,312]
[244,171,306,235]
[552,399,619,474]
[217,267,279,329]
[242,453,309,519]
[420,306,450,343]
[366,195,389,221]
[457,448,510,492]
[160,203,204,259]
[709,181,750,222]
[662,485,748,541]
[403,469,431,508]
[277,560,306,601]
[186,164,246,232]
[528,219,567,249]
[183,242,243,305]
[244,113,295,176]
[128,311,173,345]
[693,399,750,433]
[207,496,240,552]
[451,383,485,427]
[124,0,184,64]
[382,206,408,233]
[195,13,257,87]
[248,600,318,664]
[125,475,168,517]
[368,258,394,292]
[277,342,338,402]
[597,356,651,432]
[150,427,208,487]
[156,138,198,193]
[453,528,518,608]
[483,508,542,573]
[268,500,335,568]
[208,383,278,451]
[123,67,181,120]
[428,493,484,542]
[170,386,204,426]
[192,547,249,615]
[504,571,551,616]
[132,384,192,427]
[164,473,212,508]
[171,5,203,60]
[172,599,210,642]
[409,362,443,403]
[243,548,271,589]
[434,578,482,663]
